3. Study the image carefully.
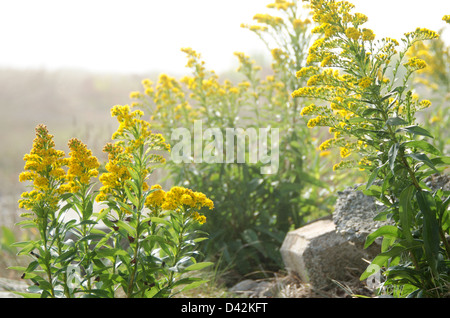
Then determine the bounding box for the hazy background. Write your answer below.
[0,0,449,225]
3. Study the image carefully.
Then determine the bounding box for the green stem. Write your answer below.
[167,213,188,289]
[41,220,56,298]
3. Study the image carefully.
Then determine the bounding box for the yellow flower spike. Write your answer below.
[332,160,355,171]
[418,99,431,109]
[145,184,166,210]
[66,138,100,192]
[340,147,351,158]
[362,28,375,41]
[18,124,68,213]
[129,91,142,99]
[300,104,316,116]
[358,77,372,89]
[404,57,427,71]
[345,27,360,41]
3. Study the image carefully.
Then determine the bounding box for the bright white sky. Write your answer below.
[0,0,449,75]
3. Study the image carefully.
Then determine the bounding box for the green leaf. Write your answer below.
[364,225,403,249]
[116,219,136,237]
[25,260,40,273]
[15,220,37,229]
[181,279,209,292]
[388,143,399,175]
[13,291,41,298]
[401,140,441,156]
[396,125,434,138]
[124,185,139,208]
[399,185,415,242]
[54,250,77,264]
[415,190,440,276]
[440,196,450,232]
[184,262,214,272]
[78,233,105,243]
[94,230,115,250]
[12,241,38,255]
[386,117,408,126]
[96,247,129,258]
[150,217,170,226]
[430,156,450,166]
[360,240,421,280]
[366,166,381,189]
[405,153,438,172]
[362,108,383,117]
[95,206,110,222]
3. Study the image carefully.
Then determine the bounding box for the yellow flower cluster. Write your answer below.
[162,186,214,211]
[96,142,131,202]
[409,28,440,42]
[266,0,295,11]
[345,27,360,41]
[358,77,372,89]
[404,56,428,72]
[65,138,100,193]
[145,184,166,209]
[253,13,284,28]
[443,15,450,24]
[144,186,213,224]
[332,159,355,171]
[361,28,375,41]
[18,124,67,212]
[306,115,329,128]
[111,104,170,155]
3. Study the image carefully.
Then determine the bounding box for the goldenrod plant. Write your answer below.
[293,0,450,297]
[130,0,341,276]
[13,106,214,298]
[408,17,450,155]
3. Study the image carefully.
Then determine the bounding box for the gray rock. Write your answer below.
[333,186,388,248]
[280,219,370,289]
[228,279,276,298]
[0,277,29,298]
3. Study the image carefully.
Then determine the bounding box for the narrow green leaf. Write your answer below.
[364,225,403,249]
[150,217,170,226]
[388,143,399,175]
[401,140,441,156]
[54,250,77,264]
[430,156,450,166]
[15,220,37,229]
[94,230,115,250]
[399,185,415,242]
[440,196,450,231]
[366,166,381,189]
[181,280,209,292]
[96,247,129,258]
[396,125,434,138]
[360,240,421,280]
[386,117,408,126]
[13,241,37,255]
[13,291,41,298]
[416,190,440,276]
[124,185,139,208]
[116,220,136,237]
[184,262,214,272]
[405,153,438,172]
